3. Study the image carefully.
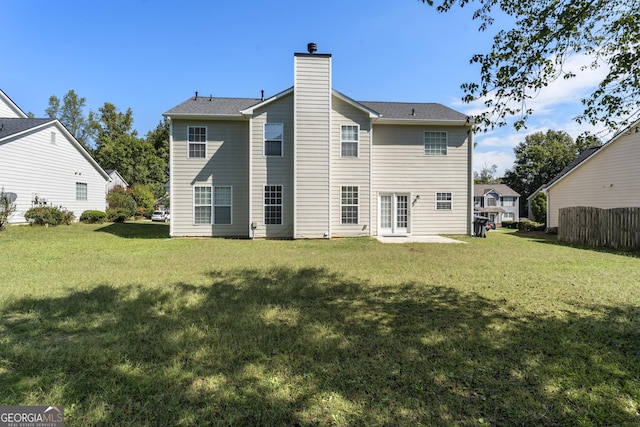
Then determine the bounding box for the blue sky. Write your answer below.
[1,0,606,175]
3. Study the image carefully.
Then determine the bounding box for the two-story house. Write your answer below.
[474,184,520,226]
[163,44,474,239]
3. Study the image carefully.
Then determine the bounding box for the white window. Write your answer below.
[504,212,515,221]
[424,131,447,156]
[194,186,212,224]
[488,197,497,207]
[188,126,207,158]
[213,186,232,225]
[76,182,87,201]
[341,125,359,157]
[502,197,516,207]
[264,185,282,224]
[435,192,452,210]
[264,123,283,156]
[341,186,358,224]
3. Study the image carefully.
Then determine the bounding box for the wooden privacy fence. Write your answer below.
[558,206,640,251]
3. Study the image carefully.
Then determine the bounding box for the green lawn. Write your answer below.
[1,223,639,426]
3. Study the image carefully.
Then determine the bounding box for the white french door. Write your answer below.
[379,193,409,235]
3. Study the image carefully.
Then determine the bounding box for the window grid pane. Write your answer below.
[341,186,358,224]
[265,123,283,156]
[76,182,87,201]
[194,186,212,224]
[436,192,452,210]
[424,132,447,156]
[188,127,207,158]
[341,125,359,157]
[264,185,282,225]
[213,186,232,225]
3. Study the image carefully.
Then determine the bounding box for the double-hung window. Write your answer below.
[194,186,212,224]
[424,131,447,156]
[341,186,358,224]
[76,182,87,201]
[341,125,359,157]
[264,185,282,224]
[502,197,516,207]
[264,123,283,156]
[436,192,452,210]
[213,186,232,225]
[188,126,207,158]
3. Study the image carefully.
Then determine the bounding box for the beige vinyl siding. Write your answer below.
[0,124,107,223]
[371,124,470,235]
[547,130,640,228]
[331,96,371,237]
[170,119,249,237]
[250,94,295,238]
[294,54,332,238]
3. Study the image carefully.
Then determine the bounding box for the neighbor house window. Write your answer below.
[502,197,516,207]
[341,125,359,157]
[264,185,282,224]
[76,182,87,201]
[436,192,452,210]
[213,186,232,225]
[264,123,283,156]
[188,126,207,158]
[194,186,212,224]
[341,186,358,224]
[424,131,447,156]
[488,197,497,207]
[504,212,515,221]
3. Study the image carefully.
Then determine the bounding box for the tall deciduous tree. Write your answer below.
[45,90,95,151]
[422,0,640,133]
[93,103,166,194]
[502,130,586,215]
[474,163,500,184]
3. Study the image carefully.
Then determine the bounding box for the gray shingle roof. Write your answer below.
[474,184,520,197]
[164,96,262,117]
[164,93,469,122]
[0,118,55,140]
[359,101,468,121]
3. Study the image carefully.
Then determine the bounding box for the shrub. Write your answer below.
[0,188,17,231]
[80,210,107,224]
[502,220,516,229]
[25,206,64,226]
[60,209,76,225]
[131,184,155,218]
[107,185,136,218]
[517,220,545,232]
[106,208,131,223]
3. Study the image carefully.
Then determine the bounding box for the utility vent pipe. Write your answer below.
[307,42,317,54]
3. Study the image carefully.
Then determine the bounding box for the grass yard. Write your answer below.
[1,223,639,426]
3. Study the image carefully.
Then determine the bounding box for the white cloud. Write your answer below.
[473,150,515,176]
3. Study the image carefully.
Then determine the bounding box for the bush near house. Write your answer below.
[24,206,75,226]
[80,210,107,224]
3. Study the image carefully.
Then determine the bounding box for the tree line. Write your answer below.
[44,90,169,201]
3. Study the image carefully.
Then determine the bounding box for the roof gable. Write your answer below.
[0,118,55,140]
[474,184,520,198]
[0,90,28,118]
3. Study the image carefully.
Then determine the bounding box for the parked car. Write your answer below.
[486,220,496,230]
[151,211,168,222]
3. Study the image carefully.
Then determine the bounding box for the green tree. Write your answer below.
[502,130,580,216]
[131,184,156,218]
[530,191,547,225]
[422,0,640,133]
[92,103,166,191]
[0,188,17,231]
[474,163,500,184]
[45,90,95,151]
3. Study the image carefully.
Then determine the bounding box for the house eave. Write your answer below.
[162,113,249,122]
[373,118,471,127]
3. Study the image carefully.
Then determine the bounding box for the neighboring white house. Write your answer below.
[163,44,474,239]
[474,184,520,225]
[105,169,129,192]
[0,90,110,223]
[534,119,640,229]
